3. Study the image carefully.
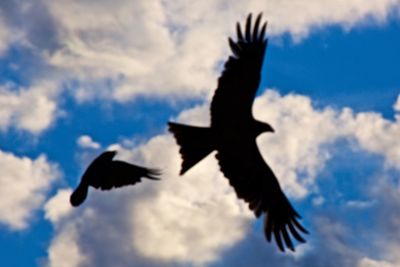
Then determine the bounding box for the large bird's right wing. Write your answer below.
[216,139,308,252]
[211,13,267,128]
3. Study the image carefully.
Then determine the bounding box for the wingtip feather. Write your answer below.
[259,22,267,42]
[253,13,262,41]
[228,37,241,57]
[245,13,252,42]
[236,22,244,41]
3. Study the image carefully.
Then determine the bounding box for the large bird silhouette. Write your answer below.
[70,150,160,207]
[168,13,308,252]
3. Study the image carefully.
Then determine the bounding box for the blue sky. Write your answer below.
[1,1,400,267]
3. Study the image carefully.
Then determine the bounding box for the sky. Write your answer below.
[0,1,400,266]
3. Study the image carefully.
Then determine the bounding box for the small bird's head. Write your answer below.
[255,120,275,136]
[70,183,88,207]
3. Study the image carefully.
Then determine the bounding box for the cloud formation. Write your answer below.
[45,89,400,266]
[0,14,10,55]
[0,150,59,230]
[43,0,400,100]
[47,221,87,267]
[76,135,101,150]
[0,82,59,134]
[0,0,399,133]
[1,0,398,264]
[44,188,73,224]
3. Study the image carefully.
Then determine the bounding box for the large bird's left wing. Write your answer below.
[216,140,308,252]
[98,161,160,190]
[211,13,267,128]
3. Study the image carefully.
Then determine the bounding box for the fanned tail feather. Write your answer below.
[144,168,162,180]
[168,122,215,175]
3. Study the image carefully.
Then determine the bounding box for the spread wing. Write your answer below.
[211,13,267,127]
[97,161,160,190]
[216,140,308,252]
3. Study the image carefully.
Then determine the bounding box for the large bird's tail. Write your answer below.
[70,182,89,207]
[168,122,215,175]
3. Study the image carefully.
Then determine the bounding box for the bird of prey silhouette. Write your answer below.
[168,13,308,252]
[70,150,160,207]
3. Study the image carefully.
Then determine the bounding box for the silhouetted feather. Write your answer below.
[265,213,273,242]
[245,14,252,42]
[259,22,267,42]
[288,222,306,243]
[274,227,284,251]
[229,37,241,57]
[236,22,244,41]
[145,168,162,180]
[293,217,309,234]
[253,13,262,41]
[168,122,215,175]
[282,226,294,251]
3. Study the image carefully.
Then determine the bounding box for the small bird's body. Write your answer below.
[70,151,160,207]
[168,13,307,252]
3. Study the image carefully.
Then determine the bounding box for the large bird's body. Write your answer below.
[168,13,307,252]
[70,151,160,207]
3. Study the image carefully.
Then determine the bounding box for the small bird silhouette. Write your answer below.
[70,150,160,207]
[168,13,307,252]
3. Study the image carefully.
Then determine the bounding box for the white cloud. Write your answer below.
[312,196,325,206]
[346,200,376,209]
[45,0,182,100]
[0,13,10,54]
[0,0,397,104]
[44,188,73,224]
[358,258,398,267]
[76,135,101,149]
[0,82,59,134]
[126,136,252,264]
[47,222,87,267]
[0,150,59,230]
[43,0,400,101]
[356,181,400,267]
[343,109,400,170]
[0,0,397,135]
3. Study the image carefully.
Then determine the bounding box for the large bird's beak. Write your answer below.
[266,123,275,133]
[269,126,275,133]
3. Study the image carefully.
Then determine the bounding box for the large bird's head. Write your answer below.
[254,120,275,136]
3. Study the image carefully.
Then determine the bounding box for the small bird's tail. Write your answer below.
[70,183,89,207]
[168,122,215,175]
[144,168,162,180]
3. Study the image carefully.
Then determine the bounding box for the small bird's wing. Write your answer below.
[211,13,267,128]
[96,161,160,190]
[216,140,308,252]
